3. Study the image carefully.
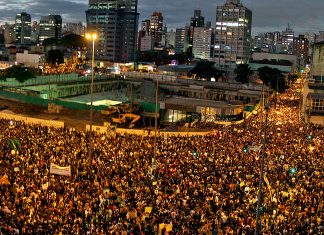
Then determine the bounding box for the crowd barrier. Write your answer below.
[86,124,211,136]
[0,112,65,128]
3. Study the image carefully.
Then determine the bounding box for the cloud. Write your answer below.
[0,0,87,24]
[0,0,323,35]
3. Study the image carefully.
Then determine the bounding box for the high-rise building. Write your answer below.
[293,35,309,66]
[165,29,176,48]
[253,32,281,53]
[272,31,281,52]
[31,21,39,43]
[188,10,205,57]
[63,22,85,36]
[86,0,139,62]
[175,27,189,54]
[149,12,163,46]
[192,27,213,60]
[305,32,316,46]
[190,10,205,27]
[39,15,62,44]
[302,42,324,125]
[15,12,32,45]
[4,23,15,44]
[141,19,150,34]
[315,31,324,43]
[140,35,153,51]
[281,24,294,54]
[214,0,252,72]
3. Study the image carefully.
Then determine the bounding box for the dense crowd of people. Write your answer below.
[0,85,323,234]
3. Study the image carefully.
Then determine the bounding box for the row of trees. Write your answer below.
[234,64,289,92]
[0,66,40,83]
[188,60,295,92]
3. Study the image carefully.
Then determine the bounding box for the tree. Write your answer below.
[0,34,4,44]
[234,64,253,84]
[257,66,287,92]
[47,50,64,65]
[43,38,58,46]
[61,34,86,49]
[188,60,223,81]
[287,73,298,85]
[0,65,39,83]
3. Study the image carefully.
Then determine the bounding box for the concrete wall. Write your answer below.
[312,43,324,76]
[250,62,294,73]
[252,52,297,64]
[310,115,324,125]
[16,50,45,68]
[0,112,64,128]
[86,124,210,136]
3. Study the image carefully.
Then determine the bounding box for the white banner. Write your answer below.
[50,163,71,176]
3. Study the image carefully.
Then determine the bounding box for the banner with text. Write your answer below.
[50,163,71,176]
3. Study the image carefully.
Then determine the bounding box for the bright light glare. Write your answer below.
[85,33,97,40]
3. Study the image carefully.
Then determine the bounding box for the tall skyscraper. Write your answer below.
[281,24,294,54]
[141,19,150,35]
[192,27,213,60]
[15,12,32,45]
[3,23,15,44]
[188,10,205,57]
[293,35,309,66]
[175,27,189,54]
[86,0,139,62]
[214,0,252,72]
[39,15,62,44]
[165,29,176,48]
[190,10,205,27]
[31,21,39,43]
[149,12,164,46]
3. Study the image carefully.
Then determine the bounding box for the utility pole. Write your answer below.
[255,104,270,235]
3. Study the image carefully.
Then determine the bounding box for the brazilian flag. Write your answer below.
[7,139,21,150]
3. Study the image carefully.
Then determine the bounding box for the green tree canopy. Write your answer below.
[234,64,253,84]
[42,38,58,46]
[257,66,287,92]
[0,65,39,83]
[47,49,64,65]
[61,34,86,49]
[189,60,223,81]
[287,73,299,84]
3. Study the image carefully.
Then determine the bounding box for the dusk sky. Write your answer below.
[0,0,323,35]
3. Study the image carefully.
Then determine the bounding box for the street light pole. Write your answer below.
[86,32,97,168]
[152,78,158,175]
[255,104,270,235]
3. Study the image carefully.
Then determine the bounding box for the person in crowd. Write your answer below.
[0,86,322,234]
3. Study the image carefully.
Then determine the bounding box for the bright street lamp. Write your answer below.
[85,32,97,167]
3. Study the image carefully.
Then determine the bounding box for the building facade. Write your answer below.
[175,27,189,54]
[315,31,324,43]
[16,50,45,68]
[188,10,205,57]
[4,23,15,44]
[293,35,309,67]
[192,27,213,60]
[165,29,176,48]
[15,12,32,45]
[214,0,252,73]
[302,42,324,125]
[86,0,139,62]
[39,15,62,44]
[140,35,153,51]
[281,24,294,54]
[63,22,85,36]
[149,11,163,46]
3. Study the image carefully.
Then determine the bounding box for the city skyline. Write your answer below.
[0,0,323,35]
